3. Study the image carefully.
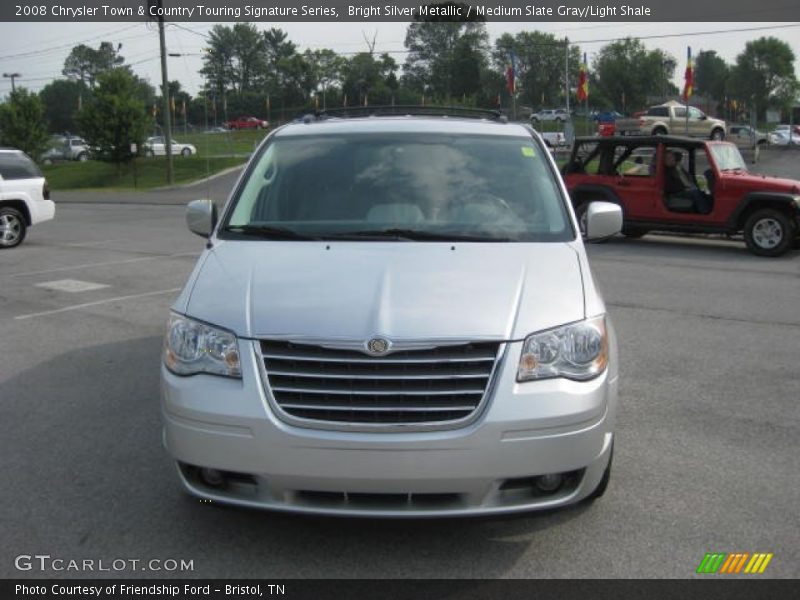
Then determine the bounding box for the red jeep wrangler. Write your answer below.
[563,136,800,257]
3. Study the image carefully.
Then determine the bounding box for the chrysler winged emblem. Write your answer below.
[365,337,391,356]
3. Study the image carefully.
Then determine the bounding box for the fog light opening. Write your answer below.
[200,467,225,487]
[535,473,564,493]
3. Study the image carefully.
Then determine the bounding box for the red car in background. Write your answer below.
[223,116,268,130]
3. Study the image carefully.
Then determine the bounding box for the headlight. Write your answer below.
[517,316,608,382]
[163,313,241,378]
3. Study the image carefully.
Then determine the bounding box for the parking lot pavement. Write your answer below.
[1,204,798,579]
[753,146,800,179]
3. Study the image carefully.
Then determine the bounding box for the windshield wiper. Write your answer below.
[330,228,512,242]
[225,225,321,240]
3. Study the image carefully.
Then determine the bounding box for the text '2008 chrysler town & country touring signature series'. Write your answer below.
[161,108,623,517]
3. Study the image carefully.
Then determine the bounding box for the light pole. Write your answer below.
[154,0,173,185]
[3,72,21,92]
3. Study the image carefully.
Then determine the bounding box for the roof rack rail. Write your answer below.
[298,105,508,123]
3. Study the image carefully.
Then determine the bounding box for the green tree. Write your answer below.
[39,79,88,133]
[78,69,150,165]
[62,42,124,88]
[728,37,798,118]
[593,38,676,112]
[305,49,345,109]
[403,2,489,101]
[262,28,299,98]
[493,32,580,109]
[694,50,729,101]
[201,24,267,96]
[0,88,50,160]
[343,52,399,106]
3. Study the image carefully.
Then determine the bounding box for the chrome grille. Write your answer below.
[260,340,501,426]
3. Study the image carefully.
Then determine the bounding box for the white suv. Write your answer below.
[0,149,55,248]
[161,108,622,517]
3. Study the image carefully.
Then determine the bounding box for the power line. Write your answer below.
[573,22,800,45]
[169,23,210,39]
[169,22,800,55]
[0,23,141,60]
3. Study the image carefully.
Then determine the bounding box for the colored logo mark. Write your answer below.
[696,552,773,574]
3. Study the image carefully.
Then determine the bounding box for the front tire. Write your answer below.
[743,208,794,257]
[181,147,191,157]
[652,127,667,136]
[0,207,27,249]
[77,153,88,162]
[710,128,725,141]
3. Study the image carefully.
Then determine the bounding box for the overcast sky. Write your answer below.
[1,21,798,98]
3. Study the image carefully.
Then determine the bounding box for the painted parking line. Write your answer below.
[60,239,125,248]
[36,279,110,293]
[6,252,197,278]
[14,288,181,320]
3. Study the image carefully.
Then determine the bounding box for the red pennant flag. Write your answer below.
[682,47,694,102]
[577,53,588,102]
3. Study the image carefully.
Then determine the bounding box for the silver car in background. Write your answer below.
[161,110,622,517]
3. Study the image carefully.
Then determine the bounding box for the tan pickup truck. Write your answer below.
[616,100,727,140]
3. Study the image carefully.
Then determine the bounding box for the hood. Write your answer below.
[727,172,800,193]
[183,241,585,342]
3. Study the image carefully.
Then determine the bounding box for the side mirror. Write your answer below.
[186,199,218,238]
[699,114,708,120]
[585,201,622,241]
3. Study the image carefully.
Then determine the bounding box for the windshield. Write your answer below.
[223,132,573,242]
[710,144,747,172]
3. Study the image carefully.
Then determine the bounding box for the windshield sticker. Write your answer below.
[521,146,536,158]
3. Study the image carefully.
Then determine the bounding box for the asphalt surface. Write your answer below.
[1,155,799,579]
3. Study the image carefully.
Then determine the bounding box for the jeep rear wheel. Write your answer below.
[744,209,794,257]
[0,207,26,249]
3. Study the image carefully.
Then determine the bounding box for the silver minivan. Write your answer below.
[161,109,622,516]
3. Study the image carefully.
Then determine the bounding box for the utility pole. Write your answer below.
[155,0,174,185]
[3,72,21,92]
[564,38,574,145]
[564,39,570,114]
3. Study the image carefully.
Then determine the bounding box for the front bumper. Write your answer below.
[161,339,618,517]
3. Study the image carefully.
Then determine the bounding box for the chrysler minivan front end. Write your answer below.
[161,113,621,516]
